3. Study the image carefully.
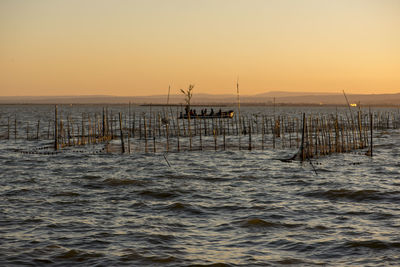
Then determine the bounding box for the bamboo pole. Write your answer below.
[166,123,169,152]
[248,122,252,151]
[36,119,40,140]
[102,107,106,137]
[67,117,71,146]
[54,105,58,150]
[7,117,10,140]
[261,115,265,150]
[199,118,203,150]
[127,126,131,154]
[14,116,17,141]
[81,113,85,145]
[300,113,306,161]
[189,116,192,150]
[119,112,125,153]
[237,78,241,149]
[358,109,363,148]
[272,117,276,149]
[139,116,142,140]
[144,116,148,153]
[176,115,180,152]
[370,111,373,157]
[132,112,135,138]
[223,127,226,150]
[213,129,217,151]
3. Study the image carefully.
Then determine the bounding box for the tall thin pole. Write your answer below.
[119,112,125,153]
[236,77,241,150]
[54,105,58,150]
[370,111,373,157]
[167,85,171,105]
[273,97,276,149]
[300,113,306,161]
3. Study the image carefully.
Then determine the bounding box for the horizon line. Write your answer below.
[1,91,400,98]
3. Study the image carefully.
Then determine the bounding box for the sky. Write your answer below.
[0,0,399,96]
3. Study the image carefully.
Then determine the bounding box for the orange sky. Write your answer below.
[0,0,399,96]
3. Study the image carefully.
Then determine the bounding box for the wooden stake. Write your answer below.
[248,122,252,151]
[370,112,373,157]
[54,105,58,150]
[213,129,217,151]
[119,112,125,153]
[36,119,40,140]
[144,116,148,153]
[7,117,10,140]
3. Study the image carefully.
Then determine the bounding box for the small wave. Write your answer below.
[20,178,36,184]
[286,179,311,186]
[241,218,277,228]
[187,264,231,267]
[104,178,146,186]
[307,224,329,231]
[80,174,102,180]
[147,233,176,245]
[239,218,303,229]
[119,249,178,264]
[4,188,33,196]
[370,212,395,220]
[209,204,245,212]
[47,221,92,230]
[275,258,305,264]
[139,190,178,199]
[304,189,400,202]
[52,191,80,197]
[166,202,203,215]
[274,258,325,265]
[167,202,185,210]
[345,240,400,250]
[22,217,43,224]
[54,249,104,261]
[33,258,54,264]
[50,199,90,206]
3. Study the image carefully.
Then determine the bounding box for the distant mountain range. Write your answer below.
[0,91,399,106]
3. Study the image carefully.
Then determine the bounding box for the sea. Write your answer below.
[1,104,400,266]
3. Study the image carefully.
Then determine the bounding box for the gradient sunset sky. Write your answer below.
[1,0,399,96]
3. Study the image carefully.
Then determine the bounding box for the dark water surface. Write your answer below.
[1,105,400,266]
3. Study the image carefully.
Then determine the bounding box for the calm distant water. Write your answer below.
[1,105,400,266]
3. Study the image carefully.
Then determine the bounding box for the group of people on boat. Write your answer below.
[184,107,222,117]
[179,106,233,119]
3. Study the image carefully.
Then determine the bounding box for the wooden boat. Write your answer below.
[179,110,234,119]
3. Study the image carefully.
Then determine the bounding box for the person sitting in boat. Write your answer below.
[217,109,222,116]
[210,108,214,116]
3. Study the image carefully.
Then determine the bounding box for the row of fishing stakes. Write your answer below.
[1,105,399,158]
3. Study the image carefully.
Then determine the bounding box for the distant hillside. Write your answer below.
[0,92,399,106]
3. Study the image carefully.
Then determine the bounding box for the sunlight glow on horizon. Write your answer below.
[1,0,399,96]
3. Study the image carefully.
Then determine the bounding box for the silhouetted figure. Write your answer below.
[210,108,214,116]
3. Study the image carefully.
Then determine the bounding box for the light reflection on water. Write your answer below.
[0,105,400,266]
